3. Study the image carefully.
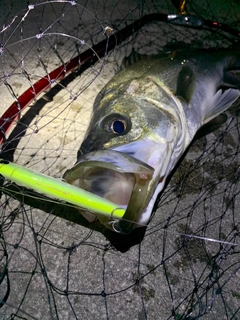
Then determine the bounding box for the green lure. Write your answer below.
[0,159,125,219]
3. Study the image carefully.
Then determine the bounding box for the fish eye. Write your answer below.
[110,119,127,134]
[99,113,131,135]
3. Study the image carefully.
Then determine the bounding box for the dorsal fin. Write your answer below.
[121,49,148,69]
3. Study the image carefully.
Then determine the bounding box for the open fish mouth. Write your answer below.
[63,150,154,233]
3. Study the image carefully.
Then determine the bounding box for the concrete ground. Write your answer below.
[0,1,240,319]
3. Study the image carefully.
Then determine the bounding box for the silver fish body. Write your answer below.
[63,47,240,233]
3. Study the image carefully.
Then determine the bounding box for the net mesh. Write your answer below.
[0,1,240,319]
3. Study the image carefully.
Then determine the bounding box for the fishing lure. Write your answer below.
[0,159,125,220]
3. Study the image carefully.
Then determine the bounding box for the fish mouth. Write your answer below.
[63,150,154,234]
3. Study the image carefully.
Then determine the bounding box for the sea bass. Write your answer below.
[63,47,240,234]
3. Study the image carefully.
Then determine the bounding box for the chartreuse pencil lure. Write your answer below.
[0,159,125,219]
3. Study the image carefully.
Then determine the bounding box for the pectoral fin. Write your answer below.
[203,88,240,124]
[176,65,195,103]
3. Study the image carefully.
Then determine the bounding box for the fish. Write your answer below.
[63,47,240,234]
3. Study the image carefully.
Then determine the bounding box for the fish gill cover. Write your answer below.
[0,0,240,319]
